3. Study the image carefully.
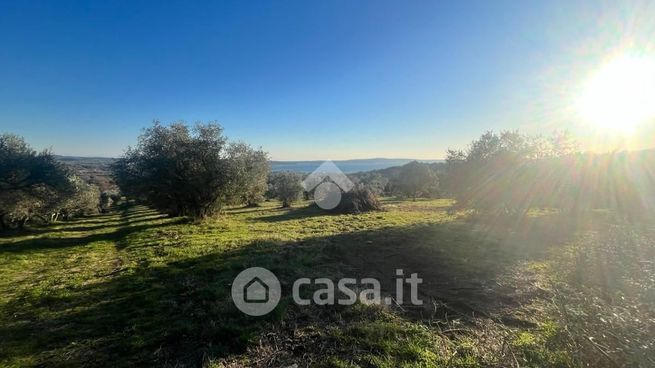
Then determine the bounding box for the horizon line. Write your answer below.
[55,154,444,162]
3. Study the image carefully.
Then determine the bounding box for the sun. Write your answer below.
[576,55,655,134]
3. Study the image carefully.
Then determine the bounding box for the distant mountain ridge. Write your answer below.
[56,156,442,174]
[270,158,442,173]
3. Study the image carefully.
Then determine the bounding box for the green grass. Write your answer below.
[1,199,653,367]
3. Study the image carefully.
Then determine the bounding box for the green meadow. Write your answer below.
[1,199,653,367]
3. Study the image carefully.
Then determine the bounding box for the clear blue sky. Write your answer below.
[1,0,653,159]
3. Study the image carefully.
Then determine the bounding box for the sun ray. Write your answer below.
[576,54,655,135]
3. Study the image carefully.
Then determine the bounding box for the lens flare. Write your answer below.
[576,55,655,134]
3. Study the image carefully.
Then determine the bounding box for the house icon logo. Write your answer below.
[244,276,269,303]
[302,161,355,210]
[231,267,281,316]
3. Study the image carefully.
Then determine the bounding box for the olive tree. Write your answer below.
[394,161,439,199]
[269,171,303,207]
[99,190,120,212]
[112,121,232,219]
[443,130,579,215]
[57,177,101,220]
[0,134,74,229]
[225,142,270,206]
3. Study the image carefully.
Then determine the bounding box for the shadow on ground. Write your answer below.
[0,205,603,367]
[255,204,333,222]
[0,207,185,255]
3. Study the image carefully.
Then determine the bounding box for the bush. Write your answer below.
[225,142,270,206]
[269,171,303,207]
[334,187,382,213]
[393,161,439,199]
[58,177,101,219]
[354,172,389,196]
[99,191,115,212]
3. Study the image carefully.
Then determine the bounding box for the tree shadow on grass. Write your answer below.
[6,215,172,238]
[256,204,339,223]
[0,207,185,255]
[380,197,437,204]
[0,204,161,239]
[46,214,171,234]
[54,210,158,226]
[0,210,591,367]
[0,237,314,367]
[222,204,274,215]
[0,221,186,255]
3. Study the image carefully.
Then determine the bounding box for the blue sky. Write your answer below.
[1,0,654,159]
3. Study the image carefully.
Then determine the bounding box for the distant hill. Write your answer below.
[56,156,117,191]
[54,156,442,190]
[55,156,441,173]
[56,156,117,165]
[271,158,442,173]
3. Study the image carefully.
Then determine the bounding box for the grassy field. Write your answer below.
[1,199,653,367]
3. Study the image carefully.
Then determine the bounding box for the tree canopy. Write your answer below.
[112,121,270,219]
[0,134,100,228]
[393,161,439,199]
[268,171,304,208]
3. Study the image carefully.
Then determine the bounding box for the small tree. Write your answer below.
[334,186,382,213]
[57,177,101,220]
[271,172,303,207]
[112,121,231,219]
[225,142,270,206]
[443,130,580,215]
[394,161,439,199]
[99,191,114,212]
[99,190,121,212]
[0,134,73,228]
[355,172,389,195]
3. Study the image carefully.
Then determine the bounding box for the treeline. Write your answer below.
[0,134,117,230]
[347,129,655,218]
[110,121,386,217]
[4,123,653,228]
[350,161,443,199]
[443,130,655,217]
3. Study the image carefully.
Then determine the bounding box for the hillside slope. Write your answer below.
[1,200,653,367]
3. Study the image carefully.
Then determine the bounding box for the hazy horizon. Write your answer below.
[56,154,443,162]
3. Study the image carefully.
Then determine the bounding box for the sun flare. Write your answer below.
[576,55,655,134]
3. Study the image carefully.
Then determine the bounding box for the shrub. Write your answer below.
[354,172,389,196]
[269,171,303,207]
[334,187,382,213]
[225,142,270,206]
[57,177,101,219]
[393,161,439,199]
[100,190,119,212]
